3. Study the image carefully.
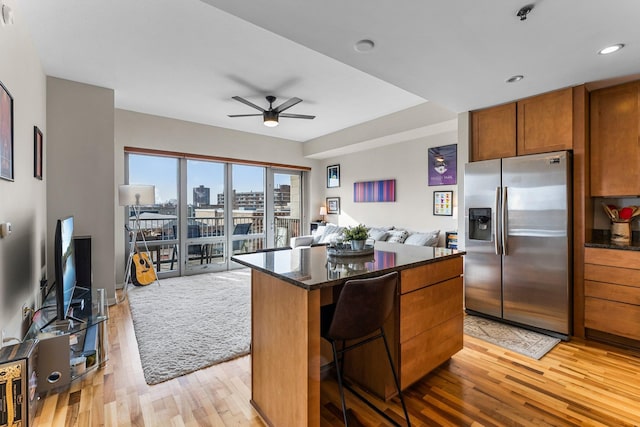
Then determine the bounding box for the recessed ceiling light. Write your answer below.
[506,75,524,83]
[598,44,625,55]
[354,39,375,53]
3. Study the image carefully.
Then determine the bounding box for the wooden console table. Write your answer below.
[232,242,464,427]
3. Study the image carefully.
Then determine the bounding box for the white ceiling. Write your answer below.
[15,0,640,143]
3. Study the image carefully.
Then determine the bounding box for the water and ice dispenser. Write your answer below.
[469,208,492,241]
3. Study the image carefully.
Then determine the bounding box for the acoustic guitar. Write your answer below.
[132,247,155,286]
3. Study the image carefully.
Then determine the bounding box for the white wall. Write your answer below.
[315,129,461,246]
[113,109,318,283]
[0,2,47,341]
[46,78,116,303]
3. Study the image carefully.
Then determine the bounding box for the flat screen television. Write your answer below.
[54,216,77,321]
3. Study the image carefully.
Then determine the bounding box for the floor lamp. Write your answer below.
[118,184,156,302]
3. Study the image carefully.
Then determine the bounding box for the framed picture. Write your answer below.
[428,144,457,186]
[326,197,340,214]
[433,191,453,216]
[0,80,14,181]
[34,126,43,180]
[327,164,340,188]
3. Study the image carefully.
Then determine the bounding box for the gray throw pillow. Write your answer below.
[404,230,440,246]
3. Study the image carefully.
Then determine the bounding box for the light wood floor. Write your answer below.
[33,296,640,427]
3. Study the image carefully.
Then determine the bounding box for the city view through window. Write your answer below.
[126,154,302,276]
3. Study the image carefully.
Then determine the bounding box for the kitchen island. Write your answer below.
[232,242,465,427]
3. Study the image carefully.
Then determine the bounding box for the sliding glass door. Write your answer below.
[126,152,305,277]
[184,159,227,273]
[270,170,302,248]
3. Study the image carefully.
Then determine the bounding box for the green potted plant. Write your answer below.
[343,224,369,250]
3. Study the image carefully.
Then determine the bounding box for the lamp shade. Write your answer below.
[319,206,327,216]
[119,184,155,206]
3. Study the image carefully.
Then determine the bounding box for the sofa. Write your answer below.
[290,223,441,248]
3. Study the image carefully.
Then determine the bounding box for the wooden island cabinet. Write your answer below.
[232,243,464,427]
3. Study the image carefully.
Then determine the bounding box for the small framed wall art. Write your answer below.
[326,197,340,214]
[433,191,453,216]
[327,164,340,188]
[0,80,14,181]
[34,126,43,180]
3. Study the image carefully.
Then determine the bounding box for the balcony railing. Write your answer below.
[128,215,301,274]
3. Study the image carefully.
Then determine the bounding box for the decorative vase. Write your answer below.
[611,221,631,245]
[350,240,366,250]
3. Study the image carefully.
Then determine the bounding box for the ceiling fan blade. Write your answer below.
[228,114,263,117]
[279,113,316,119]
[232,96,265,112]
[273,97,302,113]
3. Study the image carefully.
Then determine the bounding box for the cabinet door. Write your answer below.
[471,103,516,161]
[517,87,573,155]
[590,81,640,196]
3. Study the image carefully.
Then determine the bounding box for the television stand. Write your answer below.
[24,287,108,393]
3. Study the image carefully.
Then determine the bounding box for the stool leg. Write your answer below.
[381,328,411,427]
[331,341,349,427]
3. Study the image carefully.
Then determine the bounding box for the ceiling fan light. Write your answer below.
[263,111,279,127]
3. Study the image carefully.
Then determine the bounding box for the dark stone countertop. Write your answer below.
[586,229,640,251]
[231,241,465,290]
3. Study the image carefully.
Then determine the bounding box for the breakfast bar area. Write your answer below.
[232,242,464,427]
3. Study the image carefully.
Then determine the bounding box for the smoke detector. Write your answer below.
[516,4,534,21]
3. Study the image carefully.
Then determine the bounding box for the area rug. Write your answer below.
[127,269,251,385]
[464,315,560,360]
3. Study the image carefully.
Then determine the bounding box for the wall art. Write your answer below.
[0,80,14,181]
[34,126,43,180]
[326,197,340,214]
[428,144,457,186]
[353,179,396,202]
[327,164,340,188]
[433,190,453,216]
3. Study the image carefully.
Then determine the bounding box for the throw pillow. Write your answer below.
[368,227,389,241]
[386,229,409,244]
[404,230,440,247]
[312,225,326,244]
[319,225,345,244]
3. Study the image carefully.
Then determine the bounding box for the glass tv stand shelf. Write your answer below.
[24,286,109,392]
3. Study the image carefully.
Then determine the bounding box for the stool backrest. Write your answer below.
[327,271,398,341]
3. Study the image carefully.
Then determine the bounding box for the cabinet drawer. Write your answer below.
[584,247,640,269]
[400,277,462,342]
[585,297,640,341]
[585,281,640,305]
[400,257,462,294]
[584,264,640,288]
[399,313,463,388]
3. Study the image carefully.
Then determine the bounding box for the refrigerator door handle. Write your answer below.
[502,186,508,255]
[494,186,501,255]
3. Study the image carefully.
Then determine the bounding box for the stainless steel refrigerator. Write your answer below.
[464,151,572,336]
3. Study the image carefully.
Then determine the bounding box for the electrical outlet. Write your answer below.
[22,303,31,320]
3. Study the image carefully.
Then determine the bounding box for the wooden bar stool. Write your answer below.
[321,271,411,427]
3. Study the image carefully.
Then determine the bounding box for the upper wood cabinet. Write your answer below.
[517,87,574,155]
[471,102,516,161]
[590,81,640,197]
[470,87,575,161]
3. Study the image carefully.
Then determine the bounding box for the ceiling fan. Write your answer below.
[228,95,316,127]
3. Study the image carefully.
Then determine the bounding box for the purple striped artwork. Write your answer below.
[353,179,396,202]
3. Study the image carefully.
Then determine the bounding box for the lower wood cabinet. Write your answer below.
[584,248,640,341]
[345,256,463,400]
